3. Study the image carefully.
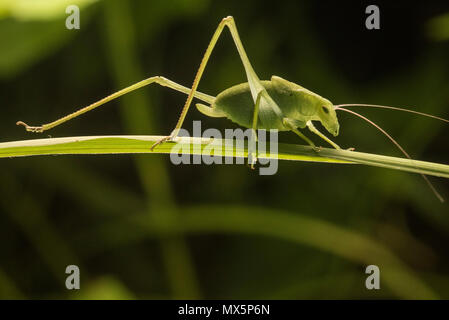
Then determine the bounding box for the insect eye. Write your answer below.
[322,106,329,114]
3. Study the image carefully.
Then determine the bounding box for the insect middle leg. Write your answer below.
[282,118,316,148]
[247,92,263,168]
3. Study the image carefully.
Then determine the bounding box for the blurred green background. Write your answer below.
[1,0,449,299]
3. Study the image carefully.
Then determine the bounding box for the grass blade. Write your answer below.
[1,135,448,178]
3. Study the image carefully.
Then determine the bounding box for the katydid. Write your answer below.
[16,16,449,201]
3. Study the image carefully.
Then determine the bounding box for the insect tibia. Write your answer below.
[16,121,44,133]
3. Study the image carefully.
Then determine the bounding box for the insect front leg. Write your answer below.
[306,121,341,149]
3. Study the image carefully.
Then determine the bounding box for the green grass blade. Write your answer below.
[1,135,449,178]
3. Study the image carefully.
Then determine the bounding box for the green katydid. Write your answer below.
[16,16,449,201]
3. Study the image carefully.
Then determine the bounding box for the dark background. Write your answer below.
[0,0,449,299]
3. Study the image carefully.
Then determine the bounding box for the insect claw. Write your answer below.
[251,158,258,169]
[248,159,257,170]
[16,121,44,133]
[248,151,257,169]
[346,147,355,151]
[313,146,322,153]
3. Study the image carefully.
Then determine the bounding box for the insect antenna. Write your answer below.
[334,106,444,203]
[334,104,449,123]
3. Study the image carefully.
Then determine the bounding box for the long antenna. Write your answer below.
[335,106,444,202]
[335,104,449,123]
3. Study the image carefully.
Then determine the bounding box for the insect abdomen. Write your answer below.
[212,81,290,130]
